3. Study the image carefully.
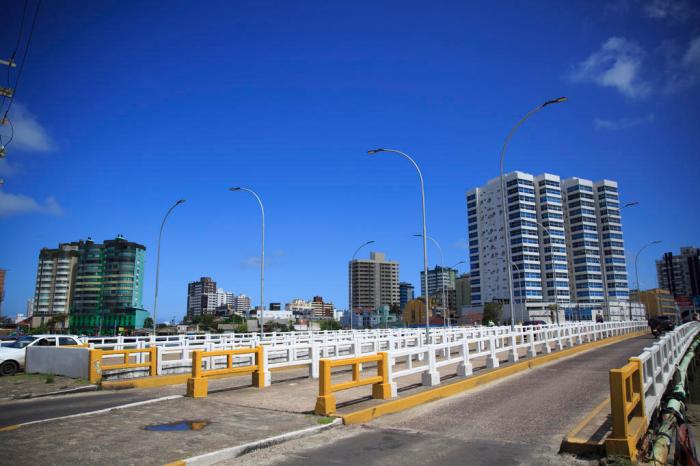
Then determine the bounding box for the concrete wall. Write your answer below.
[26,347,89,379]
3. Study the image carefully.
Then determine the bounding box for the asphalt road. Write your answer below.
[0,385,182,427]
[228,334,656,466]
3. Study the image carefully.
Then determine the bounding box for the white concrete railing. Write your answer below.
[633,321,700,420]
[95,321,644,381]
[381,321,648,397]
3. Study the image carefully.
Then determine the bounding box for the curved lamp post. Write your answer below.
[153,199,186,335]
[230,187,265,339]
[368,148,430,337]
[634,240,662,320]
[349,240,375,330]
[499,97,567,329]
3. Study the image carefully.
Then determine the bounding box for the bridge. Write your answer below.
[0,321,697,465]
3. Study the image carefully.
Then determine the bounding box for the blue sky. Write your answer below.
[1,0,699,321]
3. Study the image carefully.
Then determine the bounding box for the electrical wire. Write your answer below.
[1,0,29,112]
[2,0,41,124]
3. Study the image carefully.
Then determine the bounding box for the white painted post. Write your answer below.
[486,335,499,369]
[260,345,271,387]
[310,342,319,379]
[527,328,537,358]
[508,331,519,363]
[421,346,441,387]
[457,339,473,376]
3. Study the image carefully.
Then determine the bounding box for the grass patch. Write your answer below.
[45,374,55,384]
[316,416,335,425]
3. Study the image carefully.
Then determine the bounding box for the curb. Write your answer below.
[166,418,342,466]
[0,395,183,432]
[340,330,648,425]
[16,384,99,399]
[559,396,610,456]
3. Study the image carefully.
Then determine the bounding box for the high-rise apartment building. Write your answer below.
[656,247,700,299]
[216,288,234,307]
[399,282,415,310]
[31,243,79,329]
[467,171,630,321]
[187,277,217,320]
[349,252,399,312]
[70,235,147,334]
[420,266,457,298]
[455,273,471,314]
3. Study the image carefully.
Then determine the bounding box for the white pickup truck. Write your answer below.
[0,335,82,376]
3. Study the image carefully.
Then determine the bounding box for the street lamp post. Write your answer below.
[230,187,265,339]
[349,240,375,330]
[634,240,662,320]
[499,97,567,330]
[533,220,560,325]
[368,148,430,338]
[153,199,186,335]
[414,234,449,327]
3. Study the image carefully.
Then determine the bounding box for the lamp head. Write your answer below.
[176,199,186,205]
[366,240,376,245]
[367,148,385,155]
[624,201,639,208]
[542,97,568,107]
[652,240,662,244]
[229,187,241,192]
[413,234,423,238]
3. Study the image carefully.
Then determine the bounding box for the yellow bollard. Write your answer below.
[372,352,393,400]
[88,349,103,384]
[315,359,336,415]
[149,346,157,377]
[186,350,209,398]
[252,346,266,388]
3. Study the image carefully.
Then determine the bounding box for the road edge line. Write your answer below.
[341,330,647,425]
[168,418,342,466]
[0,395,183,431]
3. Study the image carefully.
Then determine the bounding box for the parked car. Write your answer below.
[522,320,547,326]
[0,335,82,376]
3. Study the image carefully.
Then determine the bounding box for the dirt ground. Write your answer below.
[0,373,93,399]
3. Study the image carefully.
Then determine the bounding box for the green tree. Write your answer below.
[482,302,503,325]
[143,317,154,329]
[320,320,342,331]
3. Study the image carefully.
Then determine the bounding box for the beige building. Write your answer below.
[32,243,80,329]
[630,288,679,319]
[402,298,430,325]
[349,252,399,312]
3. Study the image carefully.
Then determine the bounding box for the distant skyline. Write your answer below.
[1,1,699,321]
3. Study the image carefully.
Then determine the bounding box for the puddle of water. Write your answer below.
[143,420,210,432]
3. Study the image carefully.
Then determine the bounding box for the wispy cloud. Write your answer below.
[240,250,285,269]
[663,36,700,93]
[606,0,699,21]
[0,190,63,217]
[569,37,651,99]
[0,102,55,153]
[594,113,655,130]
[642,0,698,20]
[0,159,19,176]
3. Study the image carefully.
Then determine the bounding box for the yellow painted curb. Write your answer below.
[0,424,21,432]
[163,461,186,466]
[559,396,610,455]
[101,364,311,390]
[341,330,648,425]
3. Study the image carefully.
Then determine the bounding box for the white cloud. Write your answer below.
[0,190,63,217]
[0,159,19,176]
[0,102,54,152]
[240,250,285,269]
[569,37,652,99]
[642,0,697,19]
[664,36,700,93]
[594,113,655,130]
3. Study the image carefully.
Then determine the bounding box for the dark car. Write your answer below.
[522,320,547,326]
[656,316,675,331]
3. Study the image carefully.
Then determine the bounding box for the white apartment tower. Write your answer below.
[32,242,80,329]
[349,252,400,312]
[467,171,629,320]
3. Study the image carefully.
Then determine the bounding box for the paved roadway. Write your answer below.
[0,385,183,427]
[226,334,656,466]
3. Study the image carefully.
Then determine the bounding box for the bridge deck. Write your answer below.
[0,334,653,465]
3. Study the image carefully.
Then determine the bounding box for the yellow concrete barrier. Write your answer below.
[186,346,265,398]
[314,352,392,416]
[605,358,647,461]
[88,347,157,384]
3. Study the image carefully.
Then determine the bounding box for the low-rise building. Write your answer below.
[631,288,679,320]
